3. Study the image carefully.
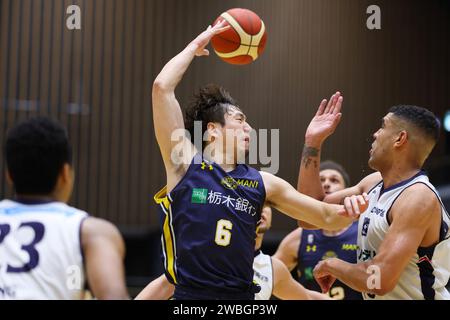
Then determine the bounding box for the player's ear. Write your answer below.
[60,163,74,184]
[394,130,408,147]
[207,122,221,140]
[56,163,74,202]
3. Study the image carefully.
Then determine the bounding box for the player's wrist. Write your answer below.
[185,42,200,55]
[322,258,337,274]
[304,135,324,149]
[302,143,322,157]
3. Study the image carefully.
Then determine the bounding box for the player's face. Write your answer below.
[222,107,252,156]
[368,113,397,170]
[257,206,272,234]
[320,169,346,194]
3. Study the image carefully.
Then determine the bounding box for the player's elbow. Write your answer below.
[369,278,397,296]
[152,79,171,95]
[371,286,393,296]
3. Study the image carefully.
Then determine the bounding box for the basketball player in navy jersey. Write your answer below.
[151,21,355,300]
[135,207,331,300]
[274,161,362,300]
[299,93,449,299]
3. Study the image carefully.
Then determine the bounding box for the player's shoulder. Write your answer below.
[258,170,273,179]
[258,171,284,193]
[398,182,440,205]
[282,229,302,251]
[80,217,124,258]
[392,183,441,220]
[359,172,383,193]
[81,217,122,240]
[283,227,303,243]
[0,199,88,218]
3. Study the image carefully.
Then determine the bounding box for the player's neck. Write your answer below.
[380,164,422,189]
[15,189,67,203]
[15,193,57,203]
[209,150,237,172]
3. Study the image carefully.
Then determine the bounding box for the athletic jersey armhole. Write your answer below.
[154,186,170,207]
[385,181,447,228]
[385,191,404,226]
[414,182,450,242]
[367,180,383,195]
[414,182,450,221]
[170,153,203,196]
[257,171,267,207]
[154,153,203,204]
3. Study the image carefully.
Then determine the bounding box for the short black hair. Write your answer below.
[389,105,440,144]
[185,84,240,149]
[5,117,72,195]
[320,160,351,187]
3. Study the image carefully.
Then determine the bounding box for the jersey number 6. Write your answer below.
[215,219,233,246]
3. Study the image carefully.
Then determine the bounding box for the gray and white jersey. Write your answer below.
[0,200,88,300]
[358,172,450,300]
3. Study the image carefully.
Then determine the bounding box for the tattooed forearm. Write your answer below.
[301,146,320,169]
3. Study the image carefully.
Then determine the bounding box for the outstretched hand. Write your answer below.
[339,193,370,219]
[189,20,230,57]
[305,92,343,146]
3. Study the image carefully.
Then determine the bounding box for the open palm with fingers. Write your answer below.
[190,20,230,57]
[305,92,343,145]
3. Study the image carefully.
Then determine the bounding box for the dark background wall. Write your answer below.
[1,0,450,288]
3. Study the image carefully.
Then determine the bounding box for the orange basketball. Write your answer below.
[211,8,267,65]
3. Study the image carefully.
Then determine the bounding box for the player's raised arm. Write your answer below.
[297,92,343,199]
[262,171,354,230]
[152,21,229,187]
[296,91,382,208]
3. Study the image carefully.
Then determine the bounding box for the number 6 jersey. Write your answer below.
[154,154,265,299]
[0,199,88,299]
